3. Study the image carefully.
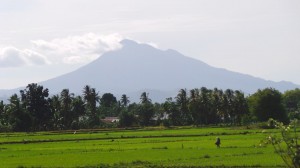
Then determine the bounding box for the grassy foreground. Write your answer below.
[0,127,284,168]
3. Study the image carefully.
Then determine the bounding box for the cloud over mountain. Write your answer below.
[0,33,123,68]
[0,46,50,67]
[31,33,123,64]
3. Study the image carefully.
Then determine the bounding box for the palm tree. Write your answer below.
[60,89,74,129]
[213,89,227,124]
[7,94,31,131]
[83,85,91,104]
[70,95,85,129]
[189,89,200,125]
[199,87,210,124]
[163,97,180,126]
[233,90,248,125]
[137,92,154,126]
[176,89,191,125]
[72,96,85,117]
[82,85,99,126]
[0,101,7,126]
[120,94,130,107]
[210,88,222,124]
[49,94,62,129]
[224,89,234,124]
[140,92,151,104]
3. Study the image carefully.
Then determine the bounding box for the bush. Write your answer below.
[262,119,300,168]
[0,123,12,132]
[257,122,274,129]
[267,118,276,128]
[162,119,171,127]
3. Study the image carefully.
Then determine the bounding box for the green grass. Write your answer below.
[0,127,285,167]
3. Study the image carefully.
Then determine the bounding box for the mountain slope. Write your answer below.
[1,39,299,102]
[40,39,299,94]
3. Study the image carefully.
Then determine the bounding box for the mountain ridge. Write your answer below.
[0,39,299,102]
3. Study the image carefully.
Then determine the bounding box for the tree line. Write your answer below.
[0,83,299,132]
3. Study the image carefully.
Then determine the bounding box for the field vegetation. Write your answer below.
[0,126,286,168]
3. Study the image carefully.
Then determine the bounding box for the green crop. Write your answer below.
[0,127,284,167]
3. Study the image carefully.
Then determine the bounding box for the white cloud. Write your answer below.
[0,47,50,68]
[23,49,51,65]
[0,33,124,68]
[31,33,123,64]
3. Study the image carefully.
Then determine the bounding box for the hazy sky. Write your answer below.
[0,0,299,89]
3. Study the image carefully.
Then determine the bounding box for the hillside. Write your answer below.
[1,39,299,102]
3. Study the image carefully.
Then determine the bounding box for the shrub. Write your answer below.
[0,123,12,132]
[262,119,300,168]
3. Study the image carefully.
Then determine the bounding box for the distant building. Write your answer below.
[152,112,170,121]
[101,117,120,123]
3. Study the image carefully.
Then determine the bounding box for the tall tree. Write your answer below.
[70,96,85,129]
[7,94,31,131]
[49,95,62,129]
[72,96,85,118]
[176,89,191,125]
[188,89,201,125]
[100,93,119,117]
[140,92,151,104]
[20,83,52,131]
[60,89,74,129]
[210,88,222,124]
[199,87,211,125]
[100,93,117,108]
[220,90,231,123]
[232,90,248,125]
[224,89,235,124]
[0,100,8,127]
[248,88,288,123]
[283,89,300,119]
[163,98,180,126]
[137,92,154,126]
[120,94,130,107]
[82,85,99,126]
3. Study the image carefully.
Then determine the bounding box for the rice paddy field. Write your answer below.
[0,127,285,168]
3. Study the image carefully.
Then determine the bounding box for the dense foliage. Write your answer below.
[248,88,288,123]
[0,83,298,131]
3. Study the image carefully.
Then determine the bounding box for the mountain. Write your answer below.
[1,39,299,102]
